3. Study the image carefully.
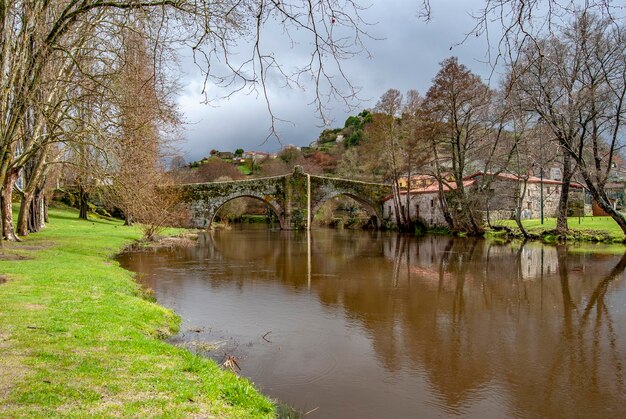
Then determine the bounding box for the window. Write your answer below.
[430,199,434,208]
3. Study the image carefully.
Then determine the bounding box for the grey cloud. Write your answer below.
[177,0,491,162]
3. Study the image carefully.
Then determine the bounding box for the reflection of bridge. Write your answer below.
[180,166,392,230]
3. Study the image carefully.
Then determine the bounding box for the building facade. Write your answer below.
[384,172,590,228]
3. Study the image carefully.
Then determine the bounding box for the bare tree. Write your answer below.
[0,1,373,240]
[399,89,432,228]
[370,89,406,226]
[422,58,494,234]
[510,12,626,233]
[104,22,183,237]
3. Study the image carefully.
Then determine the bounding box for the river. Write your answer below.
[117,226,626,418]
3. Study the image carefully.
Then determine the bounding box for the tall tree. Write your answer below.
[423,57,493,234]
[510,12,626,233]
[369,89,405,226]
[106,24,182,236]
[399,89,432,228]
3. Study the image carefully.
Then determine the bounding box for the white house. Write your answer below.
[384,172,589,228]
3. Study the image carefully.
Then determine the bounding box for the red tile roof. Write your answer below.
[463,171,584,189]
[386,171,584,200]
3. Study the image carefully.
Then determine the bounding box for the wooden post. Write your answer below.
[307,173,311,230]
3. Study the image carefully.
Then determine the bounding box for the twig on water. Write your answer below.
[221,354,241,372]
[304,407,319,415]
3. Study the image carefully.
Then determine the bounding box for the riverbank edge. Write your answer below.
[0,206,275,417]
[202,217,626,245]
[484,219,626,244]
[410,216,626,244]
[484,227,625,244]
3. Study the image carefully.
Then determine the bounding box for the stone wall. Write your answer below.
[383,192,449,228]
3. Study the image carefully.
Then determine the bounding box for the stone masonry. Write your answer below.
[179,166,392,230]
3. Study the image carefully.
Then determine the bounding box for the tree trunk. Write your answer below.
[437,185,455,229]
[391,182,403,228]
[454,184,483,235]
[464,194,483,236]
[17,146,49,235]
[17,191,34,236]
[514,208,529,238]
[43,196,49,223]
[0,192,3,248]
[556,153,572,235]
[28,188,45,233]
[79,184,89,220]
[404,169,413,230]
[514,179,529,238]
[2,169,21,241]
[581,173,626,234]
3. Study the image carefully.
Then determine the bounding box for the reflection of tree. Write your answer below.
[315,237,626,416]
[417,242,625,416]
[120,230,626,417]
[556,245,576,323]
[541,246,626,415]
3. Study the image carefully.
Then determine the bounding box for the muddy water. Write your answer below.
[118,227,626,418]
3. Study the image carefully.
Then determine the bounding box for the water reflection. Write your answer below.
[119,228,626,418]
[378,237,626,417]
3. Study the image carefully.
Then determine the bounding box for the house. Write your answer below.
[282,144,300,151]
[384,172,590,228]
[464,172,589,221]
[216,151,234,159]
[383,176,472,228]
[242,151,271,161]
[396,174,440,189]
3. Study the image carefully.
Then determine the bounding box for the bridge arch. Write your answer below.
[209,194,284,229]
[311,192,382,228]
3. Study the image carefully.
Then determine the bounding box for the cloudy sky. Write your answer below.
[175,0,494,162]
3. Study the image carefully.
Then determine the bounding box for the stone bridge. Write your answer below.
[180,166,392,230]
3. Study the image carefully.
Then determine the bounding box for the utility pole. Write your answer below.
[306,173,311,231]
[536,119,545,225]
[539,167,543,224]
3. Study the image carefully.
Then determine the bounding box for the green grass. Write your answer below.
[492,215,626,242]
[237,165,252,175]
[0,207,274,417]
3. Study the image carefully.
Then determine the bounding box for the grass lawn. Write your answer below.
[0,207,274,417]
[493,215,626,242]
[237,165,252,176]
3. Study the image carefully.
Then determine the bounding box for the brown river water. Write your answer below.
[117,226,626,418]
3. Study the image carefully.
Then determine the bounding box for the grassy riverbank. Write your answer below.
[0,207,274,417]
[490,216,626,243]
